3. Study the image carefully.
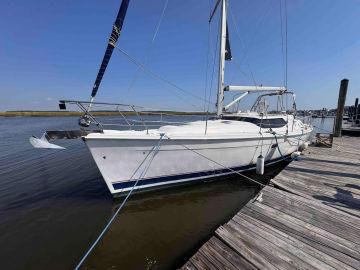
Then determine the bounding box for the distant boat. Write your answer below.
[31,0,312,196]
[342,98,360,136]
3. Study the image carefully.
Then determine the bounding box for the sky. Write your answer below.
[0,0,359,111]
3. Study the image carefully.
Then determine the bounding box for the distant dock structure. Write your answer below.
[343,97,360,136]
[181,136,360,270]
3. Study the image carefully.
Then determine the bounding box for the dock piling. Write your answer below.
[355,98,359,122]
[333,79,349,137]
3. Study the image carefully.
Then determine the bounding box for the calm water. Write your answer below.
[0,116,333,269]
[311,116,334,134]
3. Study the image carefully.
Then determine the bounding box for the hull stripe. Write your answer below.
[112,155,289,191]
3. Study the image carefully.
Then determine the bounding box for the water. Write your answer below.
[311,117,334,134]
[298,115,334,134]
[0,116,332,269]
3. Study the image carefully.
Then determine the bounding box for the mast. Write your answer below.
[216,0,227,117]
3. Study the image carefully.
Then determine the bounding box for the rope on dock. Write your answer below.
[74,134,164,270]
[310,124,349,151]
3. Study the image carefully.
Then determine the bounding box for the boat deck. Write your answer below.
[181,137,360,270]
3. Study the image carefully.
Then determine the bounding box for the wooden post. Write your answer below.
[355,98,359,122]
[333,79,349,137]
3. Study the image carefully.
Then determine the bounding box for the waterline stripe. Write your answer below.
[112,155,289,190]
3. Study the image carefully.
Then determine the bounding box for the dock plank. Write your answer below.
[225,221,317,270]
[181,137,360,270]
[244,201,360,258]
[231,215,340,270]
[259,191,360,243]
[216,225,279,270]
[206,237,258,270]
[234,212,357,270]
[240,200,360,269]
[271,179,360,218]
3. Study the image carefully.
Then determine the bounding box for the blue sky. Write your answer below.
[0,0,359,111]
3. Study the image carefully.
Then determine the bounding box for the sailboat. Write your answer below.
[30,0,313,196]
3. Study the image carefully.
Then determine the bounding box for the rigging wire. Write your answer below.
[279,0,289,110]
[203,0,213,134]
[231,58,256,85]
[230,0,275,103]
[118,0,212,112]
[164,134,266,187]
[248,64,258,86]
[203,0,212,113]
[285,0,288,90]
[285,0,289,112]
[236,1,273,67]
[206,12,221,115]
[228,1,257,86]
[279,0,286,88]
[122,0,169,102]
[114,46,212,110]
[204,0,217,133]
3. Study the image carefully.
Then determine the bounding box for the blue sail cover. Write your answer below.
[225,22,232,61]
[91,0,130,98]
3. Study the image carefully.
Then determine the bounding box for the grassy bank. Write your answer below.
[0,111,209,117]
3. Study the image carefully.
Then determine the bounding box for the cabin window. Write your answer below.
[222,116,287,128]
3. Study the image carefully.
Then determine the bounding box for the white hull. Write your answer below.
[84,118,312,195]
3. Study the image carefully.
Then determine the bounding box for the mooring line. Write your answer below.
[74,134,164,270]
[272,133,294,162]
[164,135,266,187]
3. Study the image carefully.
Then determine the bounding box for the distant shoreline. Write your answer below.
[0,111,209,117]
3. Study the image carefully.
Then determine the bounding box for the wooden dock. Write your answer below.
[342,125,360,136]
[181,137,360,270]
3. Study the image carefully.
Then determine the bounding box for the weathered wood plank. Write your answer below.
[274,173,360,199]
[292,153,360,166]
[304,148,359,159]
[276,170,360,191]
[180,137,360,270]
[272,175,360,207]
[274,179,360,203]
[271,179,360,218]
[216,225,278,270]
[235,212,358,270]
[285,162,360,180]
[188,250,216,269]
[282,166,360,181]
[259,192,360,243]
[240,205,360,269]
[226,219,333,270]
[243,202,360,259]
[205,237,258,270]
[261,187,360,230]
[180,261,197,270]
[300,156,360,167]
[198,246,229,270]
[265,185,360,227]
[285,163,360,179]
